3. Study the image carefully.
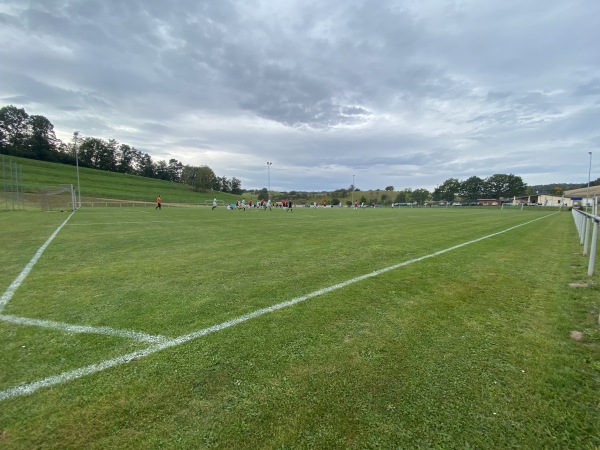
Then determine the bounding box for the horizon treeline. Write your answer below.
[0,105,242,194]
[2,104,595,200]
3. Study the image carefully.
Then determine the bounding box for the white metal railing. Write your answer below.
[572,204,599,276]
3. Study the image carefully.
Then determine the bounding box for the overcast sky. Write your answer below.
[1,0,599,192]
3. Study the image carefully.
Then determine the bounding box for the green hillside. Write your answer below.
[1,155,239,205]
[1,155,400,207]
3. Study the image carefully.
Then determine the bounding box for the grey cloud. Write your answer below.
[1,0,599,191]
[575,78,600,97]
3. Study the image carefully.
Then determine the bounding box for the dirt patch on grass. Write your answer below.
[569,281,594,288]
[570,331,583,341]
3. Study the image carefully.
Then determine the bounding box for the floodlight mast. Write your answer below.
[74,131,81,209]
[586,151,592,212]
[267,162,272,201]
[352,174,355,206]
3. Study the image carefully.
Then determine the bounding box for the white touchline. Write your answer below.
[0,211,76,313]
[0,212,557,401]
[0,314,167,344]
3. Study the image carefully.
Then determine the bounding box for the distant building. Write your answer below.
[512,195,573,207]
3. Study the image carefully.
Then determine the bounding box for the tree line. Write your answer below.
[341,175,529,206]
[432,174,527,203]
[262,174,531,206]
[0,105,242,193]
[271,173,529,207]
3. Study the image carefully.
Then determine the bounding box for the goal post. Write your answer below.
[39,184,76,212]
[500,202,524,211]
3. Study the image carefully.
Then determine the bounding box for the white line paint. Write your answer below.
[0,314,167,343]
[0,212,556,401]
[0,211,76,313]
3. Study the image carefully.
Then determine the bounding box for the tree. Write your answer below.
[76,137,117,171]
[55,140,74,164]
[211,175,221,191]
[214,176,227,192]
[385,185,394,191]
[100,139,118,172]
[484,174,527,199]
[117,144,136,174]
[505,174,528,197]
[437,178,461,203]
[28,114,58,161]
[459,176,485,203]
[394,188,413,203]
[257,187,268,200]
[78,137,106,168]
[412,188,430,204]
[138,153,155,178]
[230,177,242,195]
[332,188,348,198]
[395,192,407,203]
[0,105,30,155]
[155,160,170,180]
[167,159,183,182]
[194,165,217,192]
[181,165,197,187]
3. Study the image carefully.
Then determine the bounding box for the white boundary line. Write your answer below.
[0,210,76,313]
[0,212,557,401]
[0,314,167,343]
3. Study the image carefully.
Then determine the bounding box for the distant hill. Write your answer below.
[564,185,600,197]
[528,183,585,194]
[529,182,600,198]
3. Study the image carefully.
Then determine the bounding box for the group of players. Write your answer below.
[156,195,295,211]
[226,197,294,211]
[155,195,374,211]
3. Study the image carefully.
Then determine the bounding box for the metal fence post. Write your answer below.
[588,219,598,276]
[583,216,590,256]
[572,209,599,276]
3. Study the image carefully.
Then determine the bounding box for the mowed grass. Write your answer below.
[0,206,599,449]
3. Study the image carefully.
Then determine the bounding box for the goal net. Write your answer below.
[39,184,76,212]
[500,203,524,211]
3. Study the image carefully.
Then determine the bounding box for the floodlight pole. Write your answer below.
[352,174,355,205]
[586,151,592,212]
[74,131,81,209]
[267,162,272,201]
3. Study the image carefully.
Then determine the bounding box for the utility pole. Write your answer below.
[267,162,272,201]
[74,131,81,209]
[352,174,355,206]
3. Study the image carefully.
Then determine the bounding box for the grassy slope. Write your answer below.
[1,155,240,204]
[0,207,598,449]
[1,154,419,206]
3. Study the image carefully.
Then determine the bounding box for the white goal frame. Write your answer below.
[501,203,524,211]
[39,184,76,212]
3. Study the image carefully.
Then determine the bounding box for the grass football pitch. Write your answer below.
[1,206,599,449]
